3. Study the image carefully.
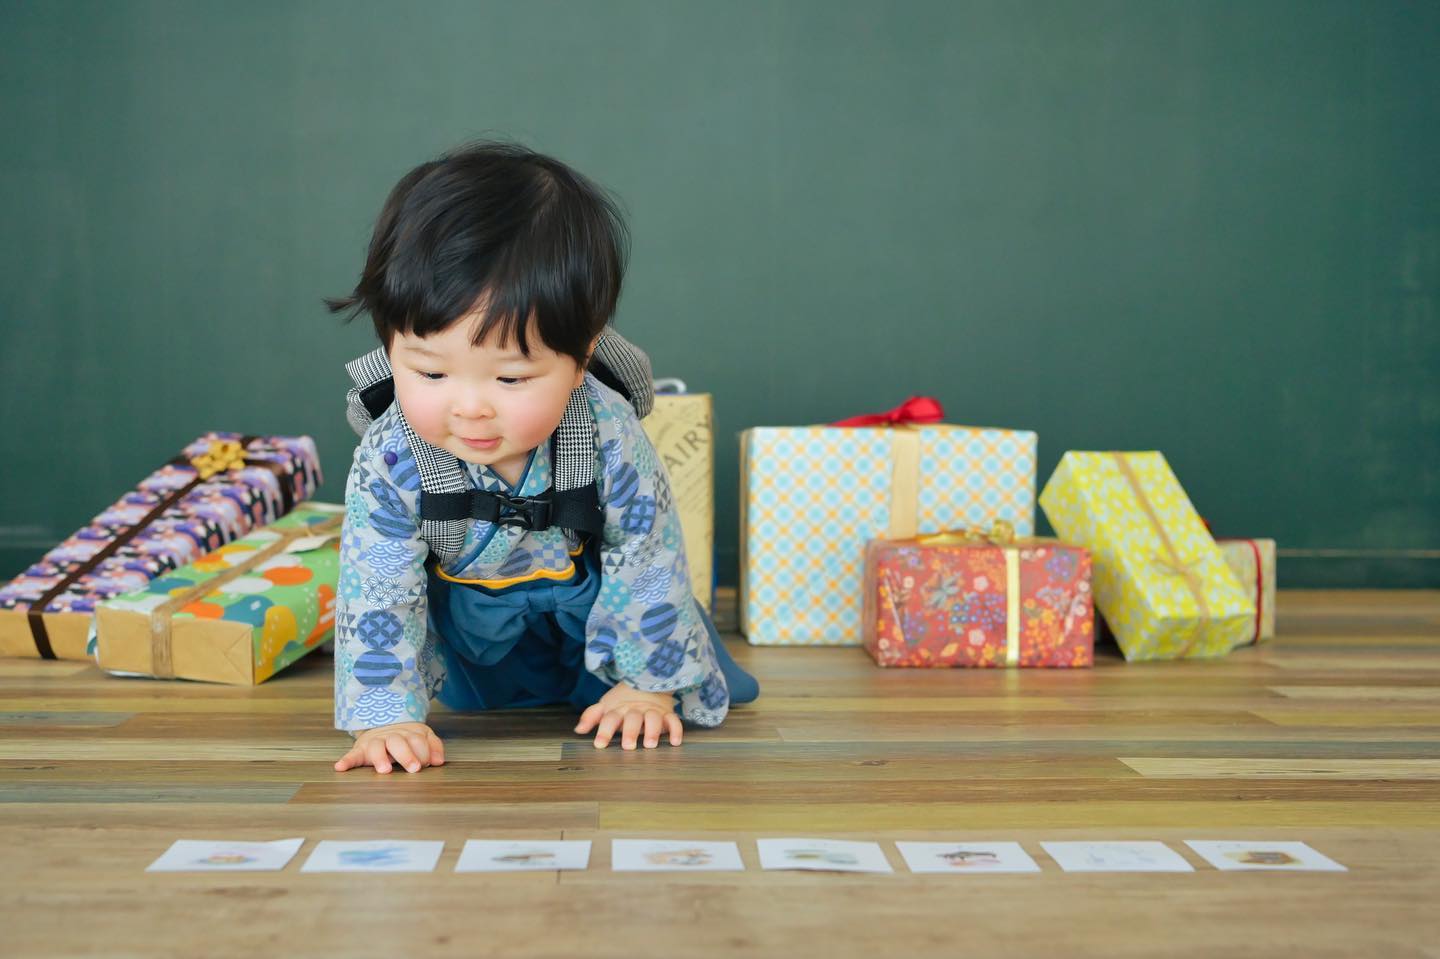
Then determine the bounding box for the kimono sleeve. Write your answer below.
[333,434,438,733]
[582,390,730,727]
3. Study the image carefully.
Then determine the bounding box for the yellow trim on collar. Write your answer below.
[434,542,586,590]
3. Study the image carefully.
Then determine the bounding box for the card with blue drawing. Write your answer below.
[1184,840,1347,872]
[1041,841,1195,873]
[455,840,592,872]
[147,838,305,872]
[895,841,1041,874]
[610,839,745,872]
[756,838,893,873]
[300,840,444,873]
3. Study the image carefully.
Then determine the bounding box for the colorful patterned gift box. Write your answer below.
[863,527,1093,668]
[740,398,1037,646]
[1038,451,1254,661]
[0,433,321,661]
[1216,537,1276,643]
[94,503,341,685]
[641,385,715,611]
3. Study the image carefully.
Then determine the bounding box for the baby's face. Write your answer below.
[389,315,586,487]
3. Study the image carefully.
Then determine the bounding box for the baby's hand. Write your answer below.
[334,721,445,774]
[575,684,682,750]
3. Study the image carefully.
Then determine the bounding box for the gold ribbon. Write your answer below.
[912,521,1025,666]
[1110,453,1209,654]
[147,514,342,678]
[188,439,248,480]
[887,428,921,538]
[915,520,1018,547]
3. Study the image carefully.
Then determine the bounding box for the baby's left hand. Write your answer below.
[575,683,682,750]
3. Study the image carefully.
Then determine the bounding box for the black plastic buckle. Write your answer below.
[493,493,552,531]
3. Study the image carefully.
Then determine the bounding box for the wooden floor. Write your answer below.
[2,590,1439,959]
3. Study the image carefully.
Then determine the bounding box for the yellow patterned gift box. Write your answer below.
[740,401,1037,646]
[1038,452,1254,661]
[641,390,714,611]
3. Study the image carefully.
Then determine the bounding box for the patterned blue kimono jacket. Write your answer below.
[334,375,743,732]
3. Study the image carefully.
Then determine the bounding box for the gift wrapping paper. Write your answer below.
[1216,537,1276,643]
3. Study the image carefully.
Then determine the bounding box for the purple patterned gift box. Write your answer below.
[0,433,321,661]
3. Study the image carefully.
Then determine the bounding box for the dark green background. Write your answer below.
[3,1,1437,588]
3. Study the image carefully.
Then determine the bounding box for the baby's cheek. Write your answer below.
[395,385,449,445]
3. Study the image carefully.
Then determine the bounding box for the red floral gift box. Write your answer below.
[862,526,1094,668]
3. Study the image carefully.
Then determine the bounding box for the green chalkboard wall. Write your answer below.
[2,1,1436,588]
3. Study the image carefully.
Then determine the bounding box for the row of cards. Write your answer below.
[148,838,1347,874]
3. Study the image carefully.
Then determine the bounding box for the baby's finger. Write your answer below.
[334,744,367,772]
[386,735,421,773]
[665,713,684,746]
[593,709,625,749]
[365,738,393,774]
[642,710,664,748]
[404,733,431,768]
[620,710,645,750]
[427,733,446,766]
[574,703,605,735]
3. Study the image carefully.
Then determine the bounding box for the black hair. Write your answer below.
[326,140,629,364]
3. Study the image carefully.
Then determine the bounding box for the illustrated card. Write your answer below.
[456,840,592,872]
[1184,840,1347,872]
[146,838,304,872]
[610,839,744,872]
[895,841,1041,874]
[756,838,893,873]
[300,840,444,873]
[1041,841,1194,873]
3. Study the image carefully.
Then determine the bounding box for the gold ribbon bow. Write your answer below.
[915,520,1017,548]
[189,440,248,480]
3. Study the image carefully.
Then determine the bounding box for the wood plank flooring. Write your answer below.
[2,589,1438,958]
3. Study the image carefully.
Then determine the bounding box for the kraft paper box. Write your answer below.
[641,393,714,611]
[1039,451,1254,661]
[94,503,342,685]
[863,534,1093,668]
[1216,537,1276,643]
[741,424,1037,646]
[0,434,321,662]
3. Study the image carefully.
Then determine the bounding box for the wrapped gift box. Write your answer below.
[94,503,341,685]
[0,433,321,661]
[863,531,1092,668]
[741,418,1037,646]
[1039,451,1253,661]
[1216,537,1276,643]
[641,390,714,611]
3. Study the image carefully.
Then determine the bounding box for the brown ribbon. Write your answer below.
[24,436,296,659]
[146,514,342,678]
[1111,453,1210,654]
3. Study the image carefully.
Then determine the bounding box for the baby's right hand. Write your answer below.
[334,722,445,774]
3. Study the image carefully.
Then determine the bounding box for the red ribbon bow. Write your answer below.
[830,396,944,427]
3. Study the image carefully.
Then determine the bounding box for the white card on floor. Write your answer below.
[1041,841,1194,873]
[300,840,444,873]
[1184,840,1347,872]
[757,838,893,873]
[147,838,304,872]
[895,841,1041,874]
[611,839,744,872]
[456,840,591,872]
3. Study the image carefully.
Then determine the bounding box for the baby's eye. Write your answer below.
[415,370,445,381]
[497,376,531,386]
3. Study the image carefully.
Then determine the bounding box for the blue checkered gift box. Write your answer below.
[739,424,1037,646]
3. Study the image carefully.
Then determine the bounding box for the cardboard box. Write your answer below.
[641,393,714,611]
